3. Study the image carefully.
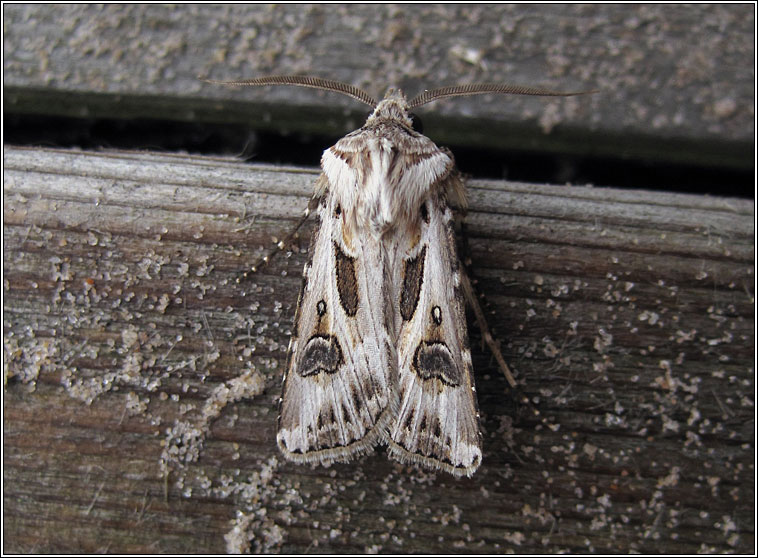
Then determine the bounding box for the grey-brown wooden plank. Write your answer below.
[3,146,754,553]
[3,4,754,170]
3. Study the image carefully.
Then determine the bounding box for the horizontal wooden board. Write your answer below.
[3,146,754,553]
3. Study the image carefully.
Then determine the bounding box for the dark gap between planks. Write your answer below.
[4,113,752,199]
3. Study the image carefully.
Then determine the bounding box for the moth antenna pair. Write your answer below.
[202,75,595,108]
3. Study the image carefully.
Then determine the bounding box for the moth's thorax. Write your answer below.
[321,88,453,238]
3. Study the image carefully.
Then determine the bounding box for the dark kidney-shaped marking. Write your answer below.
[412,340,461,386]
[298,334,343,376]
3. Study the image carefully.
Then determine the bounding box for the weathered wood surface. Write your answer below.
[3,4,753,169]
[3,146,754,553]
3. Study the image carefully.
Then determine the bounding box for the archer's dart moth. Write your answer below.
[212,76,586,477]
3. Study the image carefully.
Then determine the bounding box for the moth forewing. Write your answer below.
[276,191,397,464]
[387,190,483,477]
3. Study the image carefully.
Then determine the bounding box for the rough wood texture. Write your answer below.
[3,146,754,553]
[3,4,753,168]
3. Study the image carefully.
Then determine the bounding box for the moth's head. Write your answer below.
[366,88,413,128]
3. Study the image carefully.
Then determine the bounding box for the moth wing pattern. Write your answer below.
[386,187,483,477]
[276,186,397,464]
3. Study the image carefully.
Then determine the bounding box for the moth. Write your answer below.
[211,76,586,477]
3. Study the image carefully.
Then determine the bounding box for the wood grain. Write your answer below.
[3,146,754,553]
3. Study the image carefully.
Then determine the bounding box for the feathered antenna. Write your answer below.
[409,83,596,109]
[201,75,378,108]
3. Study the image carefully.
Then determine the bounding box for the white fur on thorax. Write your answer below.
[322,132,451,235]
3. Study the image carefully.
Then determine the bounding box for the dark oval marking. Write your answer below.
[298,334,343,376]
[400,246,427,321]
[316,299,327,316]
[412,341,462,386]
[334,242,359,316]
[334,204,342,217]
